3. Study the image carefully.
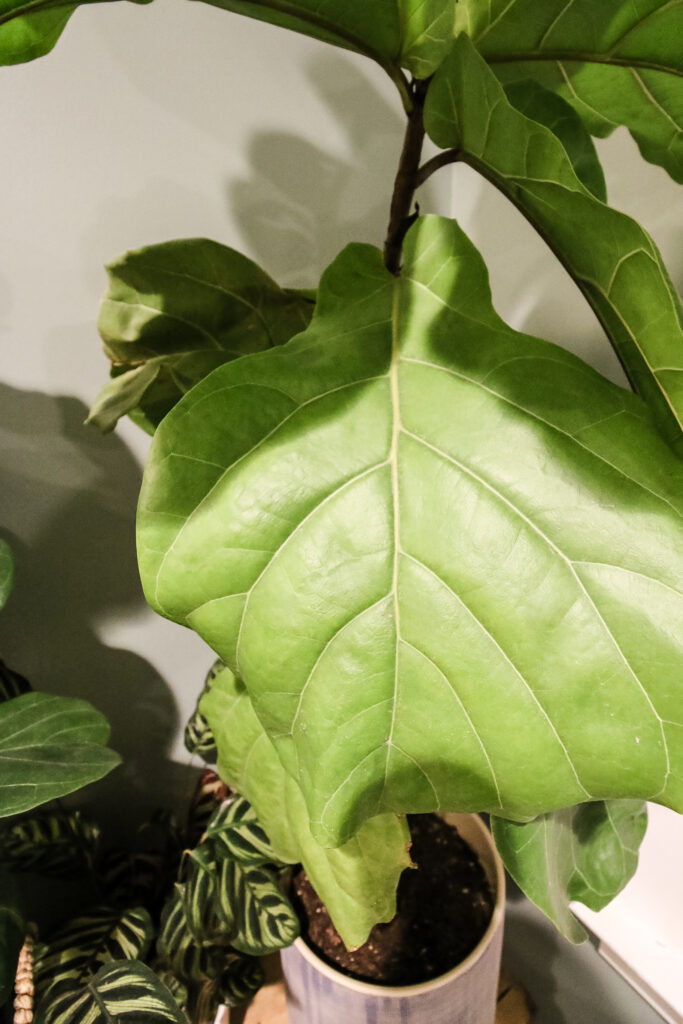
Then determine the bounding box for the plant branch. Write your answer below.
[383,78,430,275]
[416,148,461,186]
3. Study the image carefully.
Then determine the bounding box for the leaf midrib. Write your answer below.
[486,51,683,77]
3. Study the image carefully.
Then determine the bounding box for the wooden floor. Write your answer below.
[226,957,532,1024]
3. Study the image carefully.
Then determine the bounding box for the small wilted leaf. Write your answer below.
[36,959,187,1024]
[184,660,223,763]
[0,811,99,878]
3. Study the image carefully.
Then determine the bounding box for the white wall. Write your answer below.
[0,0,680,852]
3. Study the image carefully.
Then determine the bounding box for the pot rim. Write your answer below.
[286,812,506,997]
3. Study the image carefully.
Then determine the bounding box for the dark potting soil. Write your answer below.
[291,813,494,986]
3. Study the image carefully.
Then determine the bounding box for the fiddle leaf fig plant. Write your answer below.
[3,0,682,957]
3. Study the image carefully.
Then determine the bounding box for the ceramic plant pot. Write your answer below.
[281,813,506,1024]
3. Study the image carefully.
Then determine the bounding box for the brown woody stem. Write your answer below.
[383,79,430,276]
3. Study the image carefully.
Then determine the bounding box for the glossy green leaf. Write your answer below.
[142,216,683,858]
[0,692,121,817]
[492,800,647,940]
[36,959,187,1024]
[34,907,154,998]
[457,0,683,182]
[0,0,152,66]
[89,239,315,433]
[0,811,99,878]
[425,35,683,451]
[206,795,283,867]
[399,0,457,78]
[201,667,412,948]
[0,540,13,610]
[504,80,606,201]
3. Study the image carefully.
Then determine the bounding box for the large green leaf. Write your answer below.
[425,35,683,452]
[492,800,647,941]
[89,239,315,434]
[141,215,683,858]
[0,0,152,66]
[0,692,121,817]
[36,959,187,1024]
[34,907,154,998]
[201,667,412,947]
[0,540,13,610]
[457,0,683,182]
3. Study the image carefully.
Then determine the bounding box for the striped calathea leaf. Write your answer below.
[219,951,264,1008]
[206,795,284,868]
[457,0,683,183]
[215,859,299,957]
[34,906,154,1000]
[0,872,24,1006]
[184,661,221,763]
[425,34,683,452]
[492,800,648,941]
[141,213,683,942]
[157,887,223,985]
[0,811,99,878]
[35,959,187,1024]
[89,240,316,434]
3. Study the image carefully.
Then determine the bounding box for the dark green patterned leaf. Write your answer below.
[207,796,283,868]
[0,811,99,878]
[492,800,647,940]
[34,907,154,998]
[89,240,315,433]
[425,35,683,451]
[184,660,222,763]
[219,861,299,957]
[181,847,219,942]
[157,889,222,984]
[457,0,683,182]
[219,951,264,1008]
[0,692,121,817]
[36,959,187,1024]
[0,659,31,703]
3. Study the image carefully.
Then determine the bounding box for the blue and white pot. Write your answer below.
[281,814,505,1024]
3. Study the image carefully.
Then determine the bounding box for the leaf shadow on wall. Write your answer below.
[230,53,440,287]
[0,383,196,839]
